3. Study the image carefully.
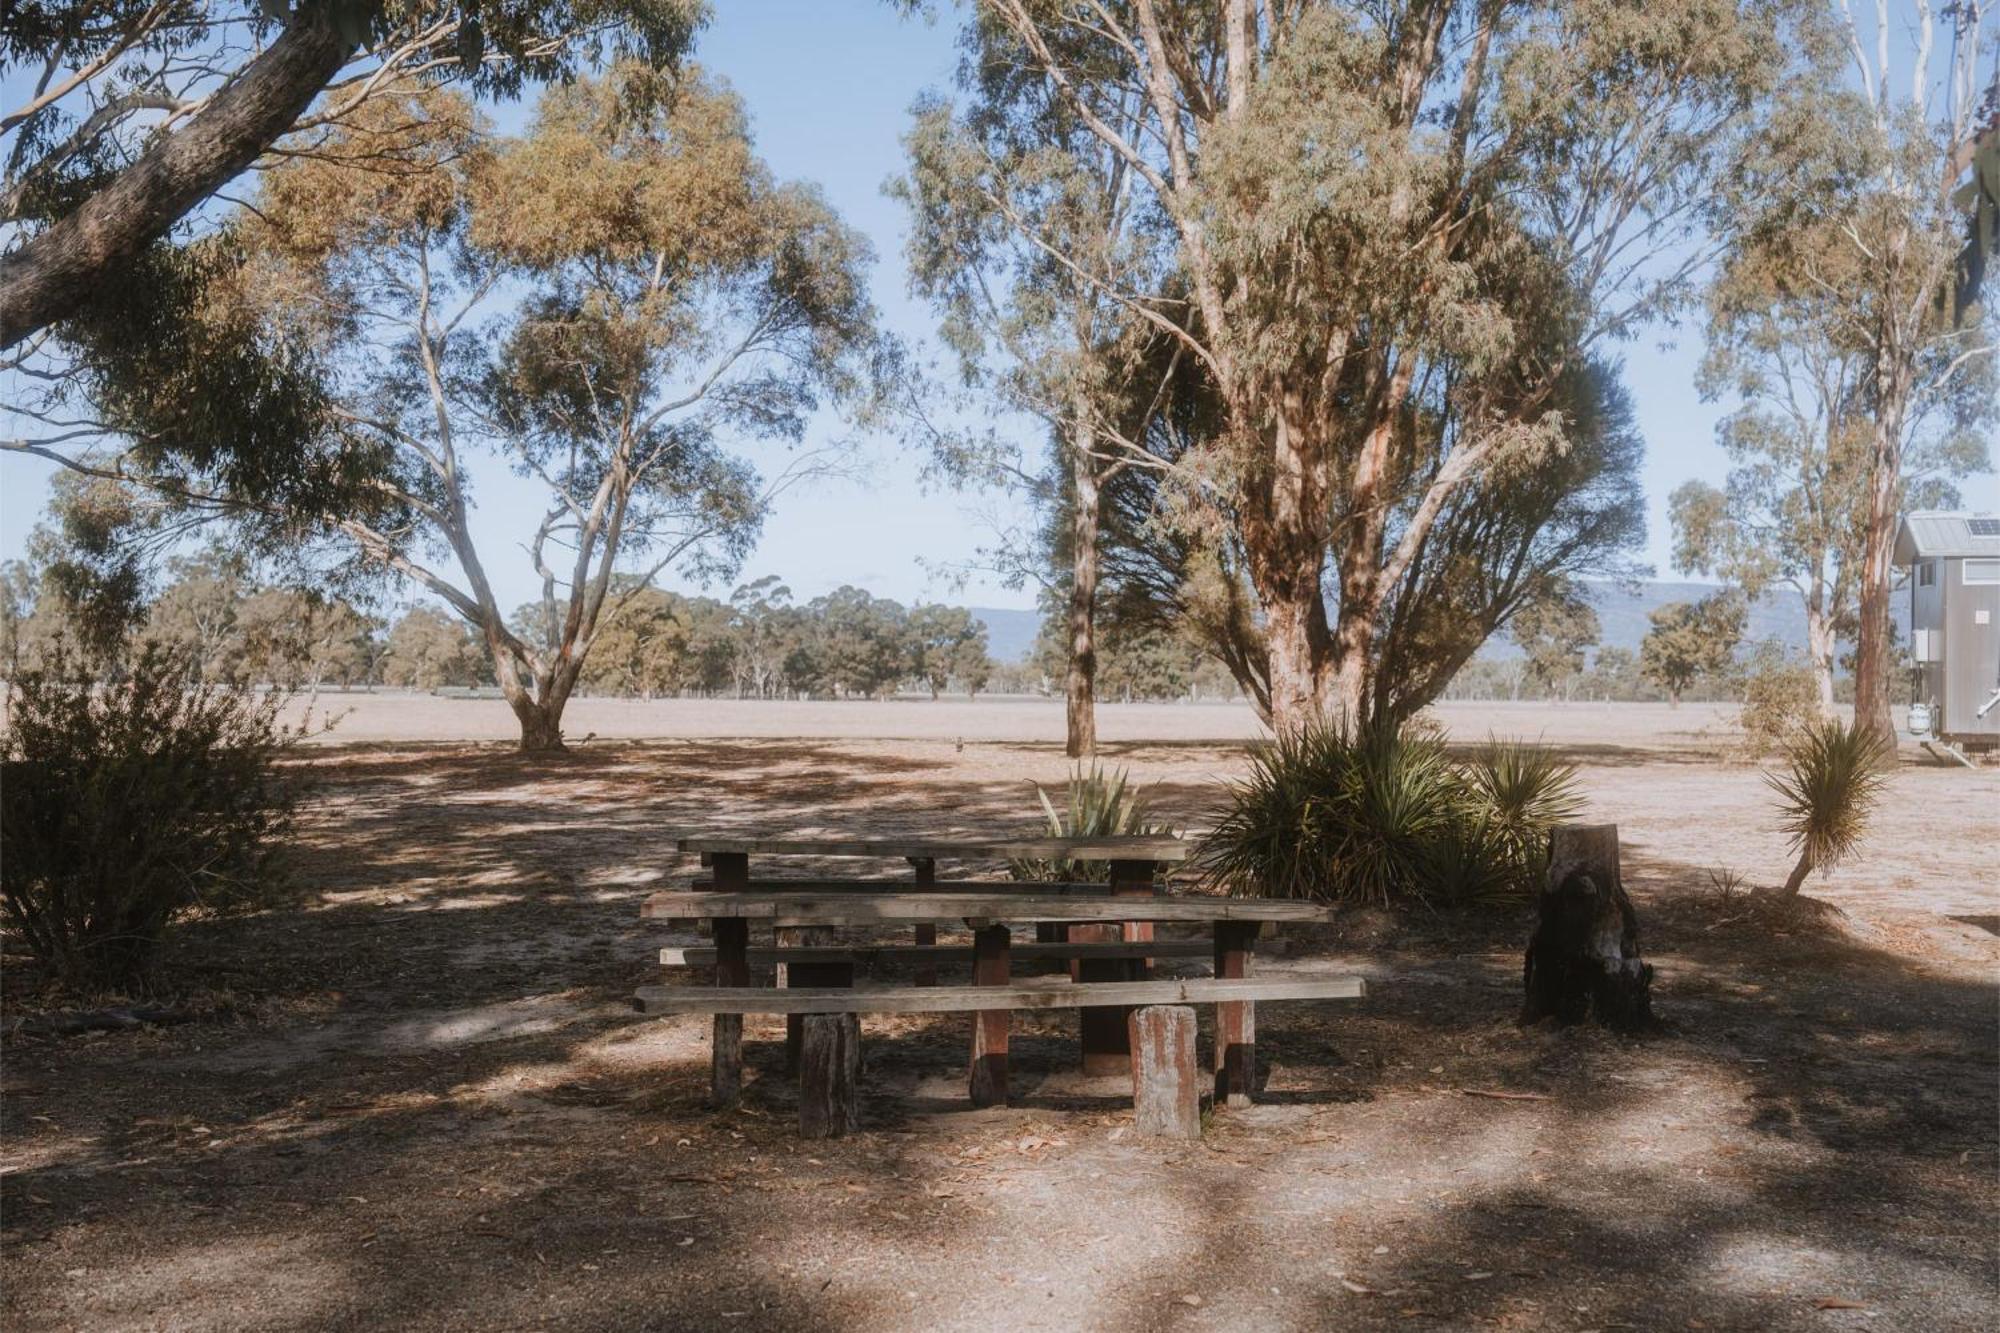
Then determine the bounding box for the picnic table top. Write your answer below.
[642,890,1329,926]
[677,834,1193,862]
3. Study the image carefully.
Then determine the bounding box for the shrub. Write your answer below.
[1009,764,1172,882]
[1,641,299,991]
[1738,646,1821,756]
[1198,718,1583,907]
[1767,717,1890,898]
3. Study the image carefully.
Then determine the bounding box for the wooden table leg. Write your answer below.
[711,915,750,1107]
[909,857,937,986]
[1078,860,1158,1075]
[969,923,1010,1106]
[784,930,849,1074]
[1213,920,1258,1108]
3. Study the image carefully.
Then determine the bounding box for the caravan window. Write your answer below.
[1964,559,2000,586]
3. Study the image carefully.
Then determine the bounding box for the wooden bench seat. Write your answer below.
[633,975,1363,1015]
[657,939,1285,967]
[684,878,1151,894]
[634,976,1363,1140]
[643,891,1331,926]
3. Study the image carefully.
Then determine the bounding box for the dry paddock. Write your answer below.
[2,698,1996,1331]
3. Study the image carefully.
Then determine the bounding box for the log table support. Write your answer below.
[1129,1004,1201,1138]
[909,857,937,986]
[799,1012,861,1138]
[1212,920,1258,1108]
[968,923,1011,1106]
[1078,859,1158,1075]
[710,916,750,1106]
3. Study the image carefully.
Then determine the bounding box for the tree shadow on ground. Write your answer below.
[3,743,1993,1330]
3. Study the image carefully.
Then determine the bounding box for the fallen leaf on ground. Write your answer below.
[1813,1298,1867,1310]
[1341,1279,1375,1295]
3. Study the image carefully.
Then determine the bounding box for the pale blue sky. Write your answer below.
[3,1,1994,613]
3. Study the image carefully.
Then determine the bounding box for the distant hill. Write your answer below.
[977,580,1882,666]
[970,607,1043,664]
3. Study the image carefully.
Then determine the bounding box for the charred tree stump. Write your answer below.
[1521,825,1656,1032]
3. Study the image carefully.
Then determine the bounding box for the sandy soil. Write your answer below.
[2,708,1996,1332]
[290,692,1743,749]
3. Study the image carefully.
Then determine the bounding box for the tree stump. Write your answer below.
[799,1012,861,1139]
[1521,825,1656,1032]
[1128,1005,1201,1138]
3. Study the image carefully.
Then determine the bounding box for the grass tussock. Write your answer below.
[1198,719,1584,908]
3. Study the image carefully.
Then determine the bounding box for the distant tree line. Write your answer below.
[2,556,995,702]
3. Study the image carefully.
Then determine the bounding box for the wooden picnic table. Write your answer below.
[642,887,1334,1116]
[678,833,1194,1073]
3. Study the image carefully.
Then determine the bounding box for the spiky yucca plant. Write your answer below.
[1199,718,1584,907]
[1008,764,1172,882]
[1767,718,1891,897]
[1466,737,1588,883]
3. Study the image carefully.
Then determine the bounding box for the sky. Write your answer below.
[2,1,1995,615]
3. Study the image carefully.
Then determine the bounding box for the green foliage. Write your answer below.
[1198,719,1582,908]
[1463,738,1589,887]
[1738,641,1822,755]
[1508,590,1602,701]
[381,606,490,689]
[1008,765,1172,884]
[1640,593,1745,704]
[1,641,300,991]
[1766,718,1890,896]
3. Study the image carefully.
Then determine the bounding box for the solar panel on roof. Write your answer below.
[1969,518,2000,537]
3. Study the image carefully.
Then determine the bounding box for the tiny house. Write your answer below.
[1896,511,2000,751]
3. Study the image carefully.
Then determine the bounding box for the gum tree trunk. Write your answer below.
[1065,416,1102,759]
[0,15,353,349]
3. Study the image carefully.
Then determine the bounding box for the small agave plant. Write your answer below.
[1008,763,1172,882]
[1767,718,1891,897]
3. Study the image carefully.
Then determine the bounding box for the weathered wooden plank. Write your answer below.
[798,1012,861,1139]
[658,940,1243,967]
[685,878,1148,896]
[1129,1005,1201,1139]
[633,976,1366,1016]
[676,835,1193,862]
[1213,920,1258,1109]
[968,924,1010,1107]
[641,893,1333,925]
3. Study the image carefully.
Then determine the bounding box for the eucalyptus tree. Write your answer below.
[227,68,883,749]
[968,0,1801,730]
[1771,0,1997,741]
[898,14,1186,754]
[0,0,705,350]
[1674,209,1990,712]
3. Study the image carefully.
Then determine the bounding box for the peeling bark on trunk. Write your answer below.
[1852,384,1907,744]
[1066,432,1101,760]
[1804,599,1837,717]
[1241,411,1331,733]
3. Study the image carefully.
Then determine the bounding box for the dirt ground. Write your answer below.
[2,703,1996,1332]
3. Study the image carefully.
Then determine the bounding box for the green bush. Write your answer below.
[1198,719,1583,907]
[1767,717,1890,897]
[1,641,300,991]
[1009,763,1172,882]
[1738,646,1821,756]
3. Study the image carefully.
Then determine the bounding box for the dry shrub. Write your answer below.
[1,641,300,992]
